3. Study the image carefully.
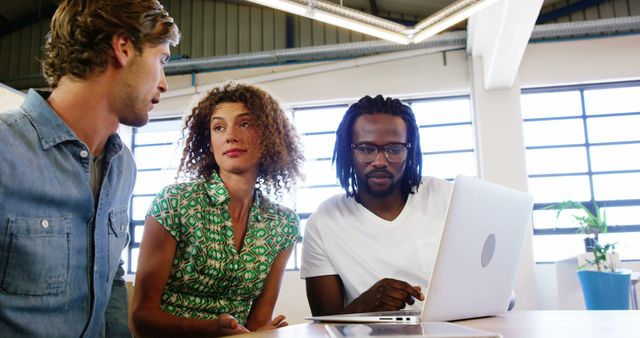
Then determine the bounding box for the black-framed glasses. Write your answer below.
[351,142,411,163]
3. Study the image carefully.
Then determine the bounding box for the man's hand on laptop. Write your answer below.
[346,278,425,313]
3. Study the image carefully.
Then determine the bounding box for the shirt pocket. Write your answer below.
[107,207,129,276]
[1,216,71,296]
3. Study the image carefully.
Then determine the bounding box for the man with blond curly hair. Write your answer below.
[0,1,179,336]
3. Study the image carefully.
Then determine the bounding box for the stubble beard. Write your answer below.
[357,174,399,198]
[115,78,150,128]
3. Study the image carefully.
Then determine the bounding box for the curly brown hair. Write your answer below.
[178,82,304,197]
[43,0,180,88]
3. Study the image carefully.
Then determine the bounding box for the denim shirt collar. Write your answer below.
[21,89,124,157]
[205,171,277,219]
[21,89,78,150]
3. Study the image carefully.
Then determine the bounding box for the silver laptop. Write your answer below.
[306,175,534,323]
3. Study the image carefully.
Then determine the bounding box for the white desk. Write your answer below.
[240,311,640,338]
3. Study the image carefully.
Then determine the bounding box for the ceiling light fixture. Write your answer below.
[245,0,409,44]
[412,0,503,43]
[245,0,502,45]
[313,11,410,44]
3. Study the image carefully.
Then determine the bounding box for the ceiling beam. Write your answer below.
[369,0,379,16]
[536,0,605,24]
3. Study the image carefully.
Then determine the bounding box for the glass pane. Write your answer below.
[598,232,640,260]
[528,175,591,203]
[302,133,336,160]
[294,107,346,134]
[134,144,182,170]
[134,170,177,195]
[302,160,337,186]
[299,218,308,237]
[122,247,129,274]
[134,130,182,146]
[296,242,303,270]
[587,115,640,143]
[532,234,586,262]
[602,206,640,226]
[411,98,471,125]
[525,147,587,175]
[130,248,140,273]
[134,225,144,243]
[592,173,640,200]
[296,186,343,214]
[285,241,303,270]
[131,196,155,221]
[590,144,640,172]
[532,208,586,230]
[523,119,585,147]
[422,152,476,179]
[135,119,182,133]
[420,124,474,152]
[521,91,582,119]
[584,86,640,115]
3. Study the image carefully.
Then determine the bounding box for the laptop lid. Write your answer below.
[420,175,534,321]
[306,175,534,323]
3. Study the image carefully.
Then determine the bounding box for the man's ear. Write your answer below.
[112,34,135,67]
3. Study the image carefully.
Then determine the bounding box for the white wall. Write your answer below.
[152,34,640,323]
[0,83,26,112]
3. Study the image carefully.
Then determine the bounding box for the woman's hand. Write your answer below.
[254,314,288,331]
[216,314,250,336]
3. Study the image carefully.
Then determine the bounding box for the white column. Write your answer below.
[469,55,538,310]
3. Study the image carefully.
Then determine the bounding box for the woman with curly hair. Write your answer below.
[130,82,304,337]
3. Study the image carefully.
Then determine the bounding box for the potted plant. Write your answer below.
[547,200,631,310]
[576,242,630,310]
[546,200,607,252]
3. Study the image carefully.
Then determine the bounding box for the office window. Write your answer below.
[521,81,640,263]
[126,118,184,273]
[127,96,475,273]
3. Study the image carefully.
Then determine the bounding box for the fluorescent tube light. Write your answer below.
[245,0,501,45]
[313,12,410,45]
[245,0,409,44]
[246,0,307,17]
[412,0,502,43]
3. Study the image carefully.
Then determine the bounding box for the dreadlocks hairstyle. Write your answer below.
[333,94,422,197]
[178,82,304,198]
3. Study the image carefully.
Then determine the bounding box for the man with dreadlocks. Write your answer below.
[300,94,453,316]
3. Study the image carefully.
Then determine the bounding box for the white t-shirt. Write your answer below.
[300,176,453,307]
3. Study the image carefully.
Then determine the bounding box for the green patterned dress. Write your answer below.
[146,171,298,324]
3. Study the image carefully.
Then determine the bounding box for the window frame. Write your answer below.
[522,80,640,262]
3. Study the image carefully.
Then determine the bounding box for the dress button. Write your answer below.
[41,219,49,228]
[80,150,89,158]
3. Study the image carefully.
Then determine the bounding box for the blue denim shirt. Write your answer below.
[0,90,134,337]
